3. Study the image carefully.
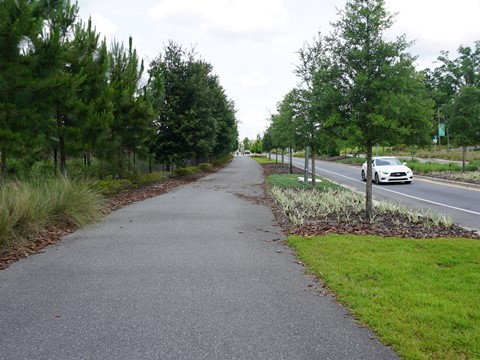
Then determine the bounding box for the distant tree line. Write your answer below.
[0,0,238,179]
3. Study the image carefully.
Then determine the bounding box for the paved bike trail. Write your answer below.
[0,156,398,359]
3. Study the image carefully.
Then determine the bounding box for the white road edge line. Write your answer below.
[291,160,480,216]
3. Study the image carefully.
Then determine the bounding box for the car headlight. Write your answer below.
[381,171,389,175]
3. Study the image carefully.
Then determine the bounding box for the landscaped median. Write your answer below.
[254,157,480,359]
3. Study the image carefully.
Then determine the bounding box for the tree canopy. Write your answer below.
[0,1,238,179]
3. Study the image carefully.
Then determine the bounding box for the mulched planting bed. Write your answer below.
[263,163,480,240]
[262,162,304,176]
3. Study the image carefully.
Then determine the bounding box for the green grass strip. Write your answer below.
[288,234,480,359]
[266,174,344,190]
[251,156,278,164]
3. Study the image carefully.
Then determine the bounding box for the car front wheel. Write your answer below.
[361,170,366,181]
[374,172,381,185]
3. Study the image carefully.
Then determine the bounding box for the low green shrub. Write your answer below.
[465,160,480,171]
[173,166,199,177]
[92,177,135,196]
[406,161,462,173]
[198,163,212,171]
[212,155,232,166]
[130,172,167,186]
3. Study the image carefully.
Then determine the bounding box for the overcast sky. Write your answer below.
[77,0,480,141]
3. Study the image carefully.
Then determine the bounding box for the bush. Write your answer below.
[173,166,199,177]
[92,177,135,196]
[130,172,167,186]
[212,155,232,166]
[198,163,212,171]
[465,160,480,171]
[407,161,462,173]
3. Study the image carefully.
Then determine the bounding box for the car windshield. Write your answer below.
[375,158,402,166]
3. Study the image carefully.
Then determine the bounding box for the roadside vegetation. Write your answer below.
[261,156,479,359]
[270,187,454,229]
[288,234,480,359]
[0,178,104,250]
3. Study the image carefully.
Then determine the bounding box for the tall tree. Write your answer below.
[107,37,154,177]
[295,35,341,186]
[150,41,237,166]
[445,85,480,170]
[427,41,480,145]
[34,0,87,176]
[328,0,434,218]
[0,0,42,178]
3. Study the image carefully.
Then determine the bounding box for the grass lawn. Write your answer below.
[266,173,344,190]
[288,234,480,359]
[251,155,278,164]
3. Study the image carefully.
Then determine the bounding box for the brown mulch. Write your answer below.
[262,163,480,240]
[262,162,304,176]
[0,165,225,270]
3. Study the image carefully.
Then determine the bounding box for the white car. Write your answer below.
[361,156,413,184]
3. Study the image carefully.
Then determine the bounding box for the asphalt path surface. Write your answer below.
[290,157,480,232]
[0,157,398,359]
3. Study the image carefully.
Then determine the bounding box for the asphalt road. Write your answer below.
[0,157,398,360]
[291,157,480,231]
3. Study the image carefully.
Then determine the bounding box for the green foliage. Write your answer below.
[466,160,480,170]
[251,156,276,164]
[92,177,135,196]
[173,166,199,177]
[288,234,480,359]
[407,161,462,173]
[445,85,480,168]
[212,155,232,166]
[250,136,263,154]
[0,178,105,249]
[198,163,212,170]
[150,41,238,166]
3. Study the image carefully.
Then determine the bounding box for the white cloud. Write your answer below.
[238,109,271,139]
[238,74,270,91]
[387,0,480,55]
[150,0,288,39]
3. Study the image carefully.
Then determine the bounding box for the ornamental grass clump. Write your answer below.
[0,178,105,250]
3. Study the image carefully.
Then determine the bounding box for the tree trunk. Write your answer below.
[289,147,293,174]
[59,134,66,177]
[57,110,67,177]
[1,147,6,179]
[53,147,58,174]
[311,146,316,187]
[462,145,466,171]
[304,146,309,183]
[366,141,373,220]
[281,149,284,164]
[275,148,278,163]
